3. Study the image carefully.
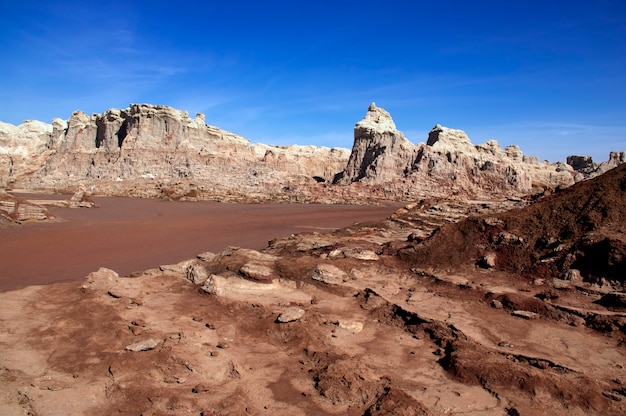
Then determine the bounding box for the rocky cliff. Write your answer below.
[567,152,626,181]
[336,103,624,200]
[0,105,350,201]
[1,103,623,203]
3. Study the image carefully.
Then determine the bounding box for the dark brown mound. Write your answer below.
[400,164,626,282]
[363,387,432,416]
[440,338,610,414]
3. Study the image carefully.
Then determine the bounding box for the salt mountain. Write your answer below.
[0,103,622,202]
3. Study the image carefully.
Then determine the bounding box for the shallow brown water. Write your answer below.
[0,196,402,291]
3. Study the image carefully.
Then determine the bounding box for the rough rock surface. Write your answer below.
[336,103,623,199]
[0,191,53,224]
[276,307,306,323]
[568,152,626,181]
[311,263,348,284]
[2,103,623,204]
[337,102,416,184]
[67,186,96,208]
[0,104,350,202]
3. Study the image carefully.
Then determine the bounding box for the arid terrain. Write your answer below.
[0,165,624,415]
[0,103,625,415]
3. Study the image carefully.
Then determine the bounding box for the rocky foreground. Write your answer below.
[1,103,624,414]
[1,103,623,204]
[1,165,624,415]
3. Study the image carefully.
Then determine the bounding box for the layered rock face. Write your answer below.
[1,103,623,202]
[336,103,624,199]
[0,191,52,224]
[0,105,350,201]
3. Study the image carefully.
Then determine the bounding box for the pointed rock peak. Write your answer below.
[356,102,397,133]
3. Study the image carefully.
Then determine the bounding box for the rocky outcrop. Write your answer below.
[67,186,96,208]
[336,103,416,183]
[0,119,64,185]
[1,103,623,203]
[336,103,622,199]
[567,152,626,181]
[0,191,52,223]
[0,104,350,201]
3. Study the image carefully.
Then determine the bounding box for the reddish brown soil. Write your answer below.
[400,164,626,283]
[1,173,625,415]
[0,196,402,291]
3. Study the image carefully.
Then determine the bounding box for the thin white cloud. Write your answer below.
[255,131,352,150]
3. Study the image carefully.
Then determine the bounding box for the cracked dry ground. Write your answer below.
[0,198,625,415]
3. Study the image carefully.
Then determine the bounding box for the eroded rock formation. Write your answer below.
[0,105,350,201]
[1,103,623,203]
[0,191,52,224]
[336,103,622,199]
[568,152,626,181]
[336,102,416,183]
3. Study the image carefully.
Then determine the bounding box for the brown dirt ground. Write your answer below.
[0,171,625,415]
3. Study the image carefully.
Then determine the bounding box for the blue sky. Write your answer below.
[1,1,624,162]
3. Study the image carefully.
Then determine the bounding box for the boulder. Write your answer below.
[202,274,277,296]
[311,264,347,284]
[512,310,539,320]
[551,279,573,290]
[67,186,96,208]
[185,261,209,285]
[335,320,364,333]
[563,269,582,283]
[478,253,497,269]
[197,252,217,262]
[125,338,161,352]
[328,248,380,261]
[159,261,192,276]
[81,267,119,290]
[276,307,305,323]
[240,263,274,282]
